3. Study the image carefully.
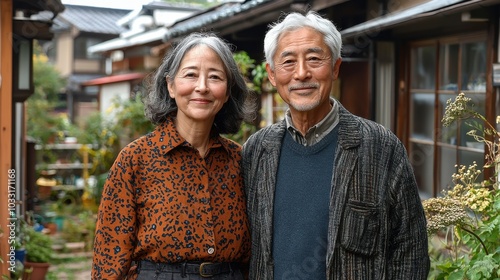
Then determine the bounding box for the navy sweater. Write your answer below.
[272,126,338,279]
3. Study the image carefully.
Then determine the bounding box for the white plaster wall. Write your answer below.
[100,82,130,118]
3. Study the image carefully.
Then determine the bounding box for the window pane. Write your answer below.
[410,93,435,141]
[461,41,487,92]
[438,146,457,193]
[438,93,458,144]
[439,43,459,91]
[411,46,436,89]
[410,142,434,198]
[459,94,486,148]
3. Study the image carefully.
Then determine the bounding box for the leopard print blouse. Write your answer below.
[92,116,250,279]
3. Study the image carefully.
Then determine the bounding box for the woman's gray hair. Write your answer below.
[264,11,342,70]
[144,32,254,134]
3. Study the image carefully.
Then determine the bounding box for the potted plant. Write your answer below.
[22,226,52,280]
[424,93,499,279]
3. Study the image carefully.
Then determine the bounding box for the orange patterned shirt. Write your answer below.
[92,116,250,279]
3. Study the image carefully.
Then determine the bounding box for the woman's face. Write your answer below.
[167,45,229,125]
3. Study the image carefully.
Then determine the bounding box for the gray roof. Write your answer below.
[117,1,203,28]
[53,5,132,35]
[165,0,272,40]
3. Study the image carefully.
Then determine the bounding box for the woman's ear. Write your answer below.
[166,77,175,98]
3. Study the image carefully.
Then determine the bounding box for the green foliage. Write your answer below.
[32,42,65,103]
[27,42,71,145]
[251,61,268,92]
[61,218,84,243]
[112,93,156,140]
[223,122,257,145]
[426,93,500,279]
[24,227,52,263]
[76,112,120,176]
[233,51,255,77]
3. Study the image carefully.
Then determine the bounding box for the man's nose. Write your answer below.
[294,60,311,80]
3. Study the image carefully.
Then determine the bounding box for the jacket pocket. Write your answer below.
[340,200,379,256]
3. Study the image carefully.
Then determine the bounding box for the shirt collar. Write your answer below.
[285,97,339,146]
[148,114,226,155]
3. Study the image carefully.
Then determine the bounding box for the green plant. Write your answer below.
[51,191,81,216]
[27,45,69,146]
[251,61,268,92]
[113,92,156,141]
[77,112,120,176]
[61,218,84,243]
[24,227,53,263]
[424,93,499,279]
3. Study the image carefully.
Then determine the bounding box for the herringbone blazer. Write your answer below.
[242,104,430,279]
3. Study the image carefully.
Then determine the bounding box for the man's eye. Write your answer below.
[307,57,326,67]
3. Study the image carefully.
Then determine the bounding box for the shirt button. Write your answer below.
[207,247,215,254]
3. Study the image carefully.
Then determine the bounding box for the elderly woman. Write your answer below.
[92,33,254,279]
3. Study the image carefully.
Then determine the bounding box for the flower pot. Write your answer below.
[22,261,50,280]
[44,222,58,235]
[15,248,26,264]
[54,216,65,232]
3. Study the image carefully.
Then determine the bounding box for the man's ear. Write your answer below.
[333,58,342,80]
[266,63,277,87]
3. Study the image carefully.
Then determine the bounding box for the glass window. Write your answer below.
[438,93,457,144]
[74,37,103,59]
[411,46,436,89]
[410,93,435,141]
[438,146,457,193]
[439,44,459,91]
[461,42,487,92]
[409,36,487,197]
[410,142,434,198]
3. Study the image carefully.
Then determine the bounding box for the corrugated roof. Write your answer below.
[340,0,466,39]
[165,0,272,40]
[117,1,203,27]
[55,5,132,35]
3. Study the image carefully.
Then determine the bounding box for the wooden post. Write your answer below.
[0,0,14,277]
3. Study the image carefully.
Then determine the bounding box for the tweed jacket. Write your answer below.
[242,105,430,280]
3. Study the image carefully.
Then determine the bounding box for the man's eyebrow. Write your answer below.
[306,47,325,54]
[279,50,295,58]
[279,47,325,58]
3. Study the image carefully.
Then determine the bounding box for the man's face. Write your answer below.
[267,27,341,117]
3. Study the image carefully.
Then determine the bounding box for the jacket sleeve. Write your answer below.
[387,142,430,279]
[92,146,138,279]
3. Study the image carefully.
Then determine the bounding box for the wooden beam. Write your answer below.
[0,0,13,276]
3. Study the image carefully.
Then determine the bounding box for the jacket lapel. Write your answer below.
[326,105,362,271]
[260,121,286,261]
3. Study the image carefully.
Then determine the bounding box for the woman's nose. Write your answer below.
[195,77,209,93]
